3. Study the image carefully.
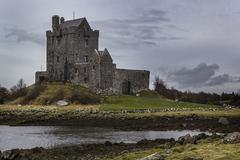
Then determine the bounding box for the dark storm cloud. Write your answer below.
[91,8,184,48]
[206,74,231,86]
[5,28,44,45]
[166,63,240,88]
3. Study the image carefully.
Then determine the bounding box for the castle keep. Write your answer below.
[36,15,150,94]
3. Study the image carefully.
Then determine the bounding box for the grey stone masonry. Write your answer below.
[36,15,150,94]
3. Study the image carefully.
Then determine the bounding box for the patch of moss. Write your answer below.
[101,139,240,160]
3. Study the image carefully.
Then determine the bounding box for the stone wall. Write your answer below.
[35,71,48,83]
[113,69,150,94]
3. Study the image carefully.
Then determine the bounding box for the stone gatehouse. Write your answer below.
[36,15,150,94]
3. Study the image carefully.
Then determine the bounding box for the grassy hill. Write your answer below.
[7,83,220,111]
[101,95,219,111]
[9,83,100,105]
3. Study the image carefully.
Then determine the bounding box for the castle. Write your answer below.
[36,15,150,94]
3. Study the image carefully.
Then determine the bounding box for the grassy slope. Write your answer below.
[4,84,240,118]
[101,139,240,160]
[10,83,100,105]
[100,95,220,111]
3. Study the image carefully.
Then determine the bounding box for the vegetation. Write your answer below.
[101,95,219,111]
[8,82,100,105]
[154,76,240,106]
[101,139,240,160]
[0,85,8,104]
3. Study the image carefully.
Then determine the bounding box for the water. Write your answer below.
[0,125,211,151]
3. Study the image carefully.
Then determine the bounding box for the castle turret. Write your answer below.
[52,15,60,31]
[60,17,65,24]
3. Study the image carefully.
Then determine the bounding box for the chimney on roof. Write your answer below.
[52,15,60,31]
[60,17,65,24]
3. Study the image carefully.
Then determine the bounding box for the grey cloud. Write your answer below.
[167,63,219,88]
[5,28,44,45]
[91,8,184,48]
[165,63,240,89]
[206,74,231,86]
[134,9,170,23]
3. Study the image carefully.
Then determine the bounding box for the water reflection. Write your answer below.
[0,125,211,151]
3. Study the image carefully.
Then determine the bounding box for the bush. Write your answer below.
[9,79,27,100]
[34,83,100,105]
[137,90,159,97]
[68,90,100,104]
[18,84,47,105]
[34,86,64,105]
[0,86,9,104]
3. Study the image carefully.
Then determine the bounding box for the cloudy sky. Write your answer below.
[1,0,240,93]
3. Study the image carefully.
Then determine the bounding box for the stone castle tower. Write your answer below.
[36,15,150,94]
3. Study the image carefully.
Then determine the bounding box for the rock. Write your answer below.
[223,132,240,144]
[137,139,150,145]
[138,153,164,160]
[178,134,196,145]
[182,123,187,128]
[56,100,69,106]
[104,141,112,146]
[183,156,203,160]
[192,133,208,141]
[218,117,229,125]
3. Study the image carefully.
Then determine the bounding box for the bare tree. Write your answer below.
[154,76,167,96]
[0,85,8,104]
[10,79,27,99]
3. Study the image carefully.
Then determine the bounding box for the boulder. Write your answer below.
[104,141,112,146]
[218,117,229,125]
[178,134,196,145]
[192,133,208,141]
[56,100,69,106]
[138,153,164,160]
[223,132,240,144]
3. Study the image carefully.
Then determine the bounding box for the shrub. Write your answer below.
[68,90,100,104]
[0,86,9,104]
[19,84,47,105]
[137,90,159,97]
[9,79,27,100]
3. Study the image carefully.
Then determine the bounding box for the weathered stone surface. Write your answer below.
[178,134,197,145]
[223,132,240,144]
[56,100,69,106]
[35,15,150,94]
[138,153,164,160]
[218,117,229,125]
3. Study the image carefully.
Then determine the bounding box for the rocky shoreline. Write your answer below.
[0,111,239,133]
[1,132,239,160]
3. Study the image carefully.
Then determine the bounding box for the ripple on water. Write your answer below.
[0,125,212,151]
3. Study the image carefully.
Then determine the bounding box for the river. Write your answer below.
[0,125,212,151]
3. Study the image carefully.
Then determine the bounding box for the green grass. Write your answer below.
[101,95,219,111]
[101,139,240,160]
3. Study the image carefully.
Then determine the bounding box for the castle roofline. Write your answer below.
[60,17,86,29]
